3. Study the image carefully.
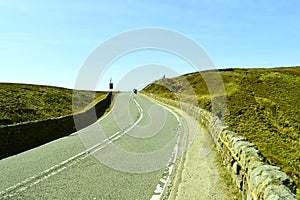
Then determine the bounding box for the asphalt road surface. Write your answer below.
[0,93,234,199]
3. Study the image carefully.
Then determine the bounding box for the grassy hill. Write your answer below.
[142,66,300,196]
[0,83,107,126]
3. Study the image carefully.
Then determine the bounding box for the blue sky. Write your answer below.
[0,0,299,90]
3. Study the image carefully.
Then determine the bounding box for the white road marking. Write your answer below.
[0,94,144,199]
[147,95,183,200]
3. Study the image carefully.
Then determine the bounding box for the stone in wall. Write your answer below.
[264,185,298,200]
[147,94,298,199]
[249,164,297,198]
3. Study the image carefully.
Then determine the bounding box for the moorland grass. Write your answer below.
[142,66,300,197]
[0,83,107,126]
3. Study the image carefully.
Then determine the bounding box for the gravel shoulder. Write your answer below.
[159,104,240,200]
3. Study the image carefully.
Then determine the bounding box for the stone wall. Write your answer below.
[147,94,298,200]
[0,92,113,159]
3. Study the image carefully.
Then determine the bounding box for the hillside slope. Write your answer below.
[0,83,106,126]
[142,66,300,195]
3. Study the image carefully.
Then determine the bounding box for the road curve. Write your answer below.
[0,93,236,199]
[0,93,180,199]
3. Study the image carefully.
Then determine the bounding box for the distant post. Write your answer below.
[109,78,113,90]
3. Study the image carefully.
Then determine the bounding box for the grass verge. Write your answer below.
[0,83,107,126]
[142,66,300,197]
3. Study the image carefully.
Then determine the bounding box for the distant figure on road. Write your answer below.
[133,89,138,94]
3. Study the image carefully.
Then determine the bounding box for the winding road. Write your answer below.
[0,93,234,199]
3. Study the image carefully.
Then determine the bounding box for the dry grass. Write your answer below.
[0,83,106,126]
[142,66,300,197]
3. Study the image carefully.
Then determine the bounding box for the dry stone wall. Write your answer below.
[0,92,113,159]
[148,94,298,200]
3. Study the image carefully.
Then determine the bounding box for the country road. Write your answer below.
[0,93,235,199]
